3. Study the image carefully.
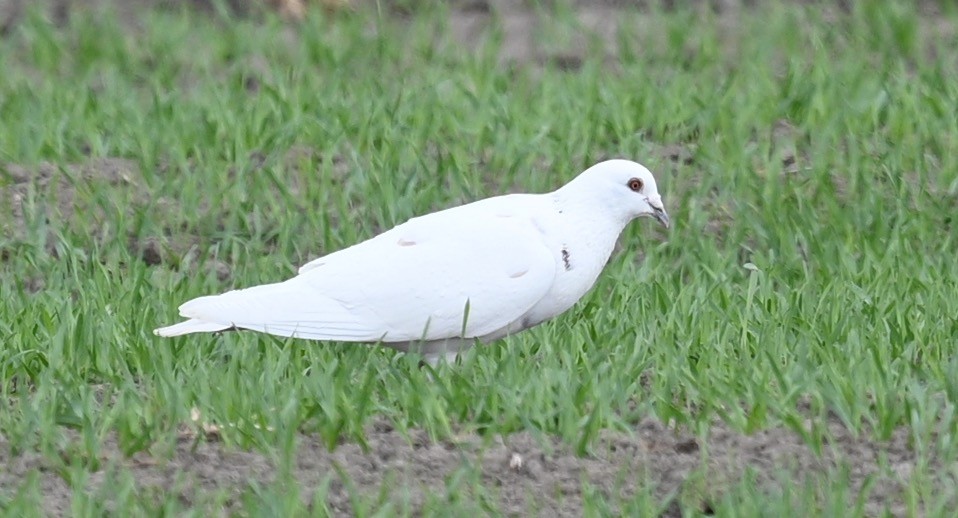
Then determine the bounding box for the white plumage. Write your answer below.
[154,159,670,364]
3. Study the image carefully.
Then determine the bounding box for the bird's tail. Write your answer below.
[153,318,232,337]
[152,279,380,341]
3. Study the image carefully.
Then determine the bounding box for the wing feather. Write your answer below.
[171,210,556,343]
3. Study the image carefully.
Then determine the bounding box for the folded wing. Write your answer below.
[156,211,556,343]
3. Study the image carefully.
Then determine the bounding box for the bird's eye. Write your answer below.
[628,178,643,192]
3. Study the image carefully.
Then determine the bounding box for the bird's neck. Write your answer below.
[549,190,631,282]
[552,184,633,233]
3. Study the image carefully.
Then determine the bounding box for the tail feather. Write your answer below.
[153,276,386,341]
[153,319,232,337]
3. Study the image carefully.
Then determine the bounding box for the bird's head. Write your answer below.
[565,159,670,228]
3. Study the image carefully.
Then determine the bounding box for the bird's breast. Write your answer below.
[510,204,624,331]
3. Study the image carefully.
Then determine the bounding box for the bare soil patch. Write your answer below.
[0,158,163,266]
[0,414,932,516]
[0,148,345,272]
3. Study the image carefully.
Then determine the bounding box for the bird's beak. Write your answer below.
[647,196,670,229]
[652,207,670,228]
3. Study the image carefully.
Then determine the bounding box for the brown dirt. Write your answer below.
[2,158,141,229]
[0,157,175,270]
[0,145,331,266]
[0,414,933,516]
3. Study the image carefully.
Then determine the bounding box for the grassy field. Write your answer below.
[2,0,958,515]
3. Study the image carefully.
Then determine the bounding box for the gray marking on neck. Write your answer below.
[561,247,572,271]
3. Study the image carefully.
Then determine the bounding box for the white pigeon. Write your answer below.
[154,159,670,365]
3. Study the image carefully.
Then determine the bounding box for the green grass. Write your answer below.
[2,0,958,515]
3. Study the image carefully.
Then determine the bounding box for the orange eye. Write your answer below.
[628,178,643,192]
